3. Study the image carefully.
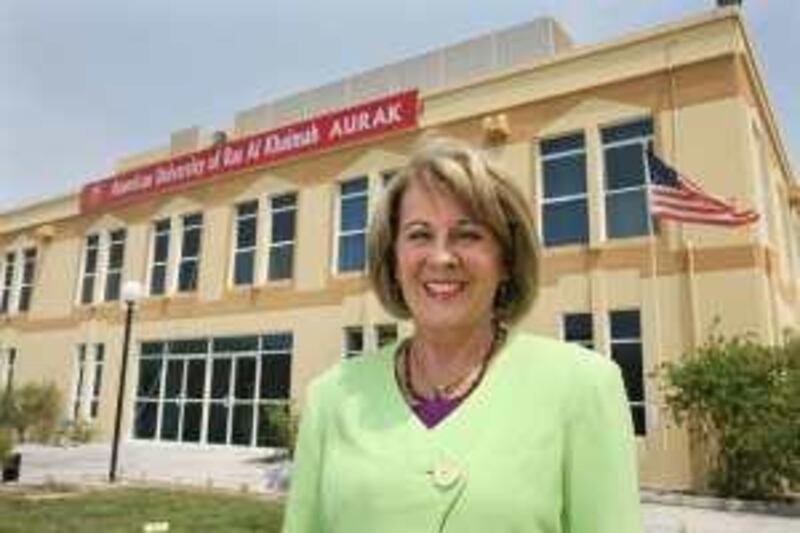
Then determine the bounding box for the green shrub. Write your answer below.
[661,331,800,499]
[0,382,63,443]
[55,418,95,445]
[259,402,298,453]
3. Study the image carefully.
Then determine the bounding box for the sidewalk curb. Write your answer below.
[641,489,800,518]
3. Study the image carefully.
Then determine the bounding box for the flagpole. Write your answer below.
[666,41,702,350]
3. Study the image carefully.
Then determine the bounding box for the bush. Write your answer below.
[56,418,95,445]
[259,402,298,454]
[0,382,63,443]
[661,331,800,499]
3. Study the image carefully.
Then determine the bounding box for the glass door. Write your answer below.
[182,358,205,443]
[207,357,231,444]
[231,355,257,445]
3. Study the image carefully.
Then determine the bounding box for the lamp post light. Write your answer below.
[109,280,143,483]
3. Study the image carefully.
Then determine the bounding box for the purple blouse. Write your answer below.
[411,394,466,428]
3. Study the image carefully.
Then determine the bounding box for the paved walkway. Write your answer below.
[8,443,800,532]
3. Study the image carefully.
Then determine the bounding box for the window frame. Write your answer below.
[103,229,127,302]
[148,218,172,296]
[538,132,590,247]
[176,212,204,293]
[608,308,646,436]
[90,344,105,418]
[1,251,17,314]
[232,200,259,287]
[334,176,370,274]
[17,247,37,312]
[600,118,655,240]
[267,192,298,282]
[343,325,365,358]
[375,323,399,349]
[562,312,594,350]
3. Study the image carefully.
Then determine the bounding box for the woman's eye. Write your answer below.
[454,229,483,241]
[407,231,431,241]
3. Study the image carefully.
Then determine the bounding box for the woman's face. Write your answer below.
[394,179,505,335]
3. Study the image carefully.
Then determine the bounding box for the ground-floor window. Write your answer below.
[133,332,292,447]
[609,309,646,436]
[72,343,105,420]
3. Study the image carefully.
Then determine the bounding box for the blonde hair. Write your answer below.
[367,136,539,324]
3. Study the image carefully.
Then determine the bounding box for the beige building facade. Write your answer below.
[1,8,798,490]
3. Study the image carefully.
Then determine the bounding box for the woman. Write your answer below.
[282,136,641,532]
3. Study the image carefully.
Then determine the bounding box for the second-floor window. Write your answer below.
[104,229,126,301]
[1,252,15,313]
[602,118,654,239]
[337,177,369,273]
[230,192,298,287]
[1,247,38,314]
[80,234,100,304]
[178,213,203,292]
[79,229,126,304]
[268,193,297,281]
[18,248,37,312]
[540,133,589,246]
[233,201,258,286]
[149,219,171,295]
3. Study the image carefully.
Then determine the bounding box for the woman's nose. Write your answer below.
[430,239,458,267]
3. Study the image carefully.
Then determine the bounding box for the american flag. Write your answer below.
[647,151,759,227]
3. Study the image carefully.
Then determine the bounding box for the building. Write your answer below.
[1,7,797,490]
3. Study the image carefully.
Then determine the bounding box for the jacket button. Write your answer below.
[430,462,461,489]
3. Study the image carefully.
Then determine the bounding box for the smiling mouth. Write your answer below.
[423,281,466,300]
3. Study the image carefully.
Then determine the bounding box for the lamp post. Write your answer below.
[109,280,143,483]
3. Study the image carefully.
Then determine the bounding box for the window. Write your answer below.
[1,247,38,314]
[73,345,87,419]
[609,309,646,435]
[90,344,105,418]
[17,248,37,312]
[177,213,203,292]
[563,313,593,350]
[133,332,293,447]
[268,193,297,281]
[1,252,15,314]
[233,201,258,286]
[72,343,105,419]
[149,219,171,296]
[79,230,124,305]
[375,323,399,348]
[602,118,654,238]
[337,177,369,272]
[104,229,126,301]
[540,133,589,246]
[343,326,365,358]
[80,234,100,304]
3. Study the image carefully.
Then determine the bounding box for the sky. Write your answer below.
[1,0,797,212]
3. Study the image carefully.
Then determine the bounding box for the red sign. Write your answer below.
[80,90,419,213]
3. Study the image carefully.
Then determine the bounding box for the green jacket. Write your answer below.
[282,333,641,532]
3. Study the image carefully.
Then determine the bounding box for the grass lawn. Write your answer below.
[0,484,284,532]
